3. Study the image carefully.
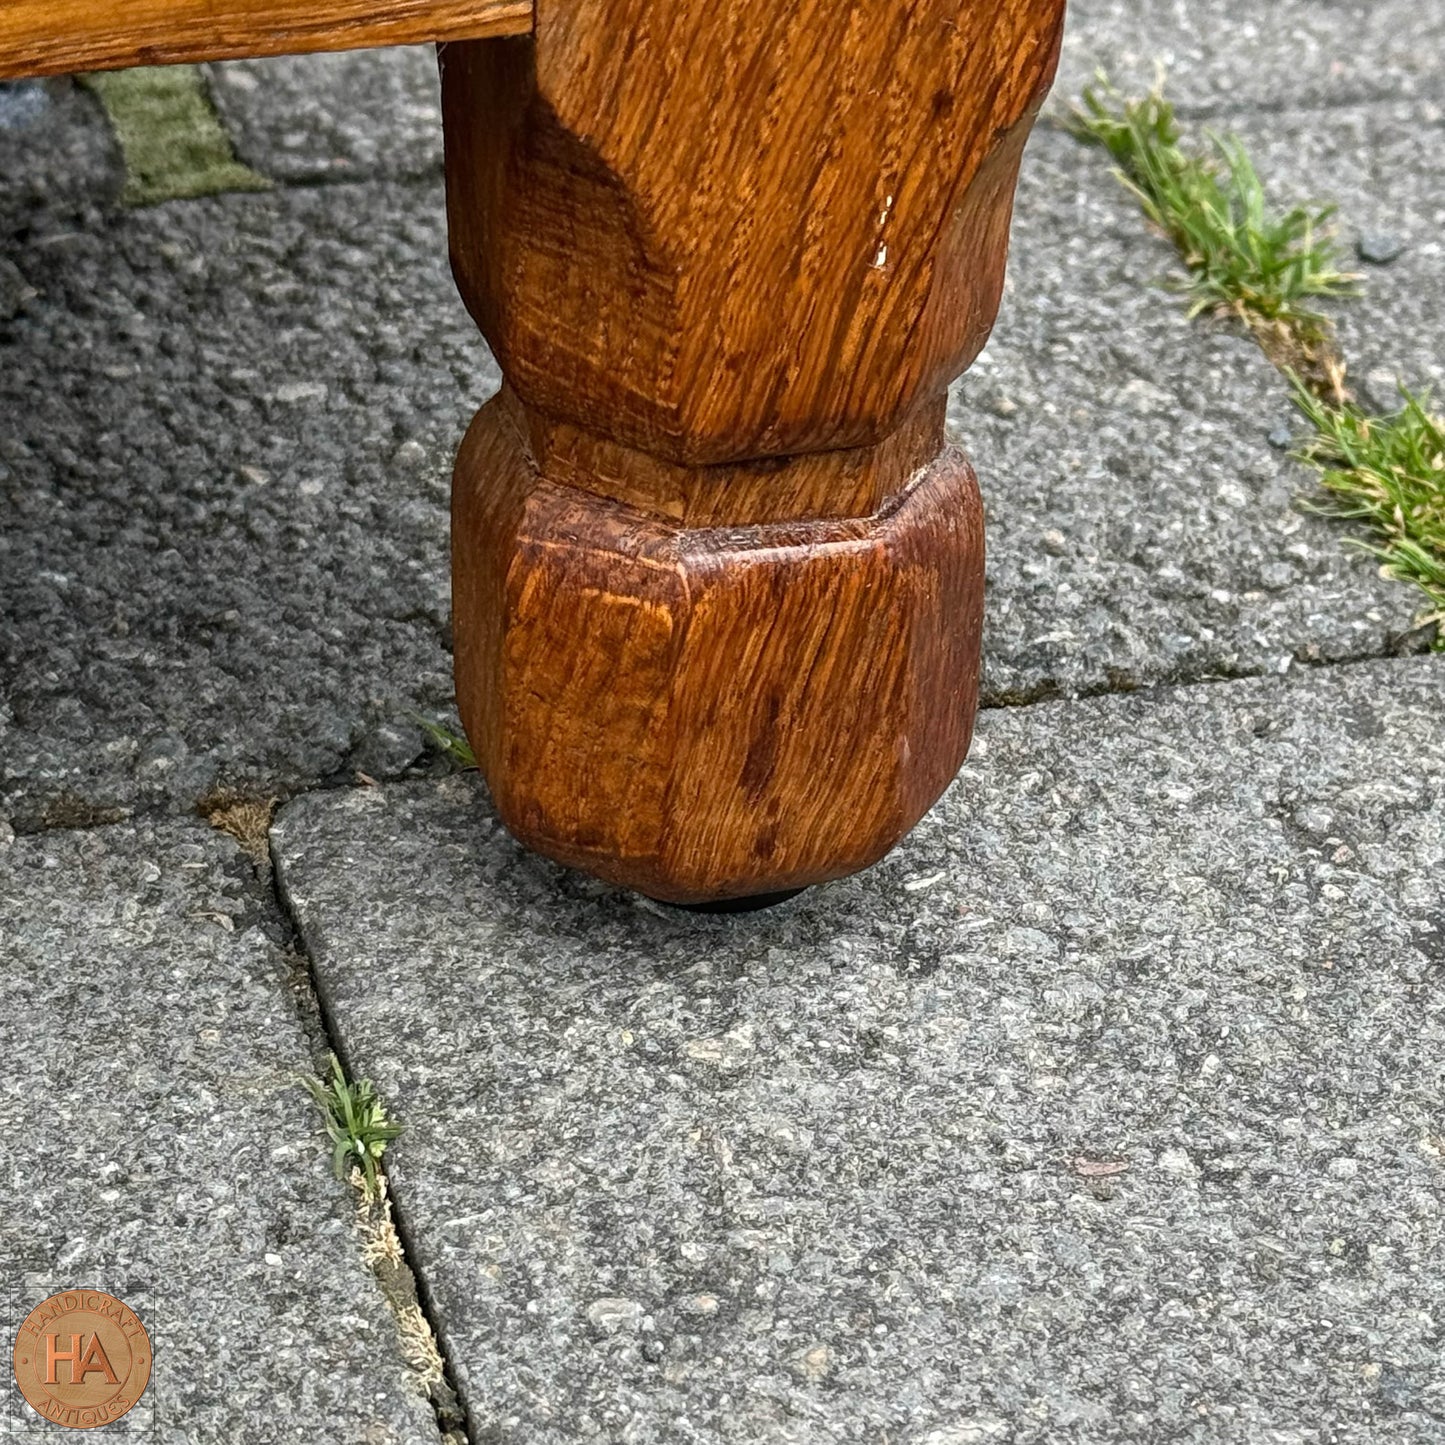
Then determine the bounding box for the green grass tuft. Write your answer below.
[414,715,477,771]
[1068,76,1445,639]
[304,1053,403,1201]
[1292,382,1445,647]
[1068,79,1358,396]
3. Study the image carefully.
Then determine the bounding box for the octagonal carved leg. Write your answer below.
[440,0,1066,904]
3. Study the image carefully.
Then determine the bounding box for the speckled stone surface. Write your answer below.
[273,655,1445,1444]
[1052,0,1445,116]
[0,77,120,234]
[0,155,499,827]
[206,47,444,184]
[3,59,1423,828]
[0,818,439,1442]
[950,125,1414,706]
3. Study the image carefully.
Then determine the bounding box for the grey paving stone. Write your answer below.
[1054,0,1445,117]
[272,654,1445,1445]
[0,177,499,830]
[0,81,54,133]
[0,817,439,1443]
[206,48,443,185]
[0,71,1419,826]
[952,125,1413,706]
[0,76,120,233]
[1352,102,1445,399]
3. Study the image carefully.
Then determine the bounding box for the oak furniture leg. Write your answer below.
[441,0,1065,905]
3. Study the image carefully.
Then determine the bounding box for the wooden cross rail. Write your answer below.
[0,0,531,79]
[3,0,1067,907]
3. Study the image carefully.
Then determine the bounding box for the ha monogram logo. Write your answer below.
[12,1290,151,1430]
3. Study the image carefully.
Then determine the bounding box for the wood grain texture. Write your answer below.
[0,0,530,81]
[443,0,1065,901]
[442,0,1065,465]
[521,395,949,528]
[453,388,984,904]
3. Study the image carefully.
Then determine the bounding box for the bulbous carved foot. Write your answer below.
[452,389,983,904]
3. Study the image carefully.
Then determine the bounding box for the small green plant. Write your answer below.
[304,1053,403,1200]
[1068,76,1445,639]
[1293,382,1445,648]
[414,715,477,771]
[1068,79,1359,396]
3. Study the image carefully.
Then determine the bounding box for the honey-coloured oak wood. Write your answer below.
[0,0,530,81]
[454,388,985,903]
[444,0,1066,903]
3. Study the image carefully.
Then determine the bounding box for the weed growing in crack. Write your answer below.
[309,1069,466,1432]
[352,1173,446,1394]
[413,715,477,772]
[1069,75,1443,649]
[303,1061,464,1429]
[199,789,278,869]
[1293,382,1445,648]
[1068,78,1359,399]
[304,1052,402,1201]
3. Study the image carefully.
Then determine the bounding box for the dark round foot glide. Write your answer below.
[665,887,808,915]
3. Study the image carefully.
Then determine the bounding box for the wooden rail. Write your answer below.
[0,0,533,80]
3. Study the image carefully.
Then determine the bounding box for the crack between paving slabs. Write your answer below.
[981,631,1437,710]
[261,829,476,1445]
[3,628,1437,846]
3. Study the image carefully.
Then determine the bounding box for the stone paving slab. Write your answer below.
[951,124,1411,705]
[273,655,1445,1444]
[1053,0,1445,117]
[1340,101,1445,401]
[3,76,1418,826]
[206,48,444,185]
[0,817,439,1442]
[0,167,500,829]
[0,77,119,238]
